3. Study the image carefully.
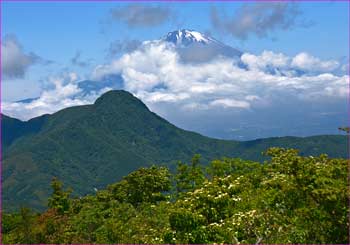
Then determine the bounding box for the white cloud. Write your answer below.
[92,41,347,115]
[209,98,250,109]
[241,50,340,74]
[3,39,348,141]
[139,91,190,103]
[241,50,289,71]
[2,73,109,120]
[291,52,339,72]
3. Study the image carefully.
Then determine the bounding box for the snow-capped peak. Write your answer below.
[162,29,242,61]
[164,29,218,46]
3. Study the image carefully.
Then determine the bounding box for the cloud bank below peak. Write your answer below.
[92,39,347,110]
[3,31,348,139]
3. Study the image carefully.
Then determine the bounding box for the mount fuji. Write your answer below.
[13,29,243,106]
[164,29,221,46]
[163,29,242,62]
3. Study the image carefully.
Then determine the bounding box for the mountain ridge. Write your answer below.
[2,90,347,211]
[162,29,242,62]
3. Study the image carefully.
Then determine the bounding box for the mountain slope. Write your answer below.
[163,29,241,62]
[164,29,223,46]
[2,114,49,149]
[2,90,347,211]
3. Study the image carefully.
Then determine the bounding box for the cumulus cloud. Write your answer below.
[241,50,289,71]
[1,35,41,79]
[3,38,347,140]
[2,72,110,120]
[291,52,340,72]
[211,3,304,39]
[241,50,341,75]
[111,4,174,28]
[92,40,347,115]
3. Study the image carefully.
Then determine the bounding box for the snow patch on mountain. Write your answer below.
[164,29,221,46]
[162,29,242,63]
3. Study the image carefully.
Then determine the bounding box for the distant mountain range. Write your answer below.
[2,92,347,211]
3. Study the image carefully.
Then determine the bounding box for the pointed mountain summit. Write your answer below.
[1,90,237,210]
[164,29,220,46]
[163,29,242,62]
[94,90,147,110]
[2,90,346,211]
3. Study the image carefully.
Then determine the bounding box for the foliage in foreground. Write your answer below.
[2,148,349,244]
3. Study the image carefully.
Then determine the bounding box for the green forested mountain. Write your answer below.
[2,114,48,149]
[2,90,347,211]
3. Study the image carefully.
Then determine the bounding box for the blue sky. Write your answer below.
[3,2,348,60]
[1,1,349,140]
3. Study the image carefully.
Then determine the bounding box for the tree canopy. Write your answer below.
[2,148,349,244]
